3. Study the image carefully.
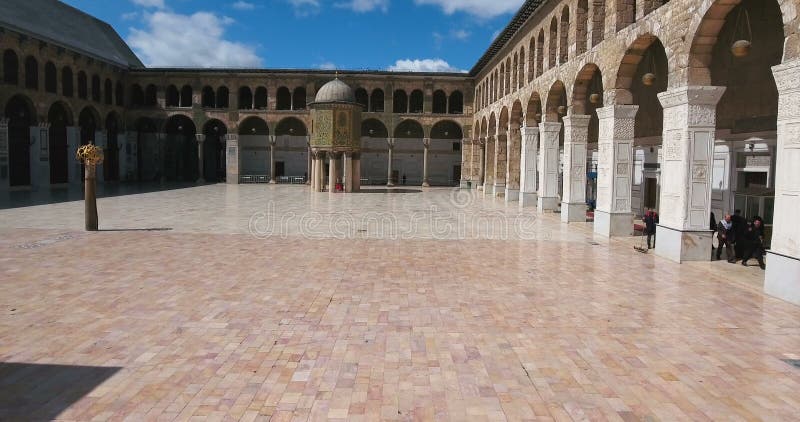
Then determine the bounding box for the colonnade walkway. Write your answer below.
[1,185,798,420]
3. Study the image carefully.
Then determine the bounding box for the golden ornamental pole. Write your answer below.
[76,144,104,231]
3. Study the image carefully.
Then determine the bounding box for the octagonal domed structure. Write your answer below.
[313,78,356,104]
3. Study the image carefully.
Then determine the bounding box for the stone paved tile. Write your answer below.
[0,186,799,421]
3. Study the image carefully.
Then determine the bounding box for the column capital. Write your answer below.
[225,133,238,142]
[657,86,726,109]
[520,126,539,137]
[269,135,277,145]
[538,121,562,133]
[595,104,639,120]
[561,114,592,127]
[196,134,206,143]
[387,137,395,147]
[772,60,800,94]
[423,138,431,147]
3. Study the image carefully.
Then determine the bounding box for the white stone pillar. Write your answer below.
[0,118,8,189]
[765,61,800,305]
[422,138,430,187]
[594,105,638,236]
[493,134,506,196]
[654,86,725,262]
[329,152,338,192]
[505,127,520,202]
[306,137,312,184]
[225,133,239,184]
[561,114,591,222]
[537,122,561,211]
[35,123,50,187]
[353,153,361,192]
[460,139,471,189]
[519,126,539,207]
[344,152,353,192]
[269,135,277,183]
[196,134,205,183]
[484,136,495,192]
[387,138,395,186]
[478,138,486,188]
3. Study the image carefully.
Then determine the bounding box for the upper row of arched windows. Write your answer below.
[2,49,124,106]
[476,0,670,110]
[354,88,463,114]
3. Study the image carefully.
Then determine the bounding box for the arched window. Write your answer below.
[276,87,291,110]
[62,67,73,97]
[180,85,192,107]
[104,79,113,104]
[131,84,144,107]
[166,85,179,107]
[500,63,506,96]
[616,0,635,31]
[592,0,606,46]
[238,86,253,109]
[512,54,518,92]
[254,87,267,109]
[577,0,588,55]
[549,18,558,68]
[217,86,229,108]
[537,30,545,75]
[45,62,57,93]
[115,81,124,106]
[448,91,463,114]
[432,90,447,114]
[409,89,424,113]
[24,56,38,90]
[393,90,407,114]
[77,72,87,99]
[145,84,157,106]
[3,50,18,84]
[518,48,525,88]
[201,86,215,108]
[370,89,384,112]
[91,75,101,102]
[292,87,306,110]
[355,88,368,109]
[528,39,536,81]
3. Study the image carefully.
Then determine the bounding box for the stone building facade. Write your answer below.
[1,0,799,305]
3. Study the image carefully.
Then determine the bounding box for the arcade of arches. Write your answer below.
[1,0,800,305]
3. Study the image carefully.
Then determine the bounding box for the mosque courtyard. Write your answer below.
[1,185,800,421]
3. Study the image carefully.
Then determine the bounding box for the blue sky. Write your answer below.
[62,0,525,72]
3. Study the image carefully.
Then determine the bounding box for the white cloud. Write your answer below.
[122,11,139,21]
[388,58,465,73]
[414,0,523,18]
[317,62,337,70]
[131,0,165,9]
[128,11,262,68]
[451,29,470,41]
[335,0,390,12]
[287,0,321,16]
[232,1,256,10]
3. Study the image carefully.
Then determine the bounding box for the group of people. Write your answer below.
[712,210,766,269]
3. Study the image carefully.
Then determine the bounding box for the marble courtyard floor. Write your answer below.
[1,184,799,421]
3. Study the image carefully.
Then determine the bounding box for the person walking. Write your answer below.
[643,208,658,249]
[742,217,766,269]
[716,214,736,263]
[732,209,746,259]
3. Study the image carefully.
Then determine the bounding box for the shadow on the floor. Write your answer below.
[99,228,173,232]
[0,362,121,421]
[358,189,423,194]
[0,182,202,210]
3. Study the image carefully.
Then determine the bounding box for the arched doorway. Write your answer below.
[135,118,158,182]
[163,115,197,182]
[572,64,604,212]
[238,117,269,179]
[429,120,463,186]
[104,113,121,181]
[360,118,389,184]
[274,117,308,179]
[203,119,228,182]
[48,102,72,184]
[5,95,34,186]
[393,119,424,185]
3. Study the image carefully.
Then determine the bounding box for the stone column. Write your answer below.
[225,133,239,184]
[37,123,50,188]
[306,137,312,184]
[766,60,800,305]
[310,150,318,191]
[493,134,506,196]
[0,118,8,190]
[344,152,353,192]
[196,134,205,183]
[478,138,486,187]
[269,135,277,183]
[654,86,725,261]
[519,126,539,207]
[422,138,430,187]
[505,127,520,202]
[328,152,338,192]
[484,136,495,192]
[460,139,471,189]
[387,138,395,186]
[593,105,637,236]
[352,153,361,192]
[561,114,591,222]
[537,122,561,211]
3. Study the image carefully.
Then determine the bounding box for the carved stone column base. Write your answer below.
[561,202,586,223]
[654,226,712,263]
[537,196,559,212]
[519,192,537,207]
[594,211,633,237]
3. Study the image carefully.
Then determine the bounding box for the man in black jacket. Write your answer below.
[716,214,736,263]
[741,217,766,269]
